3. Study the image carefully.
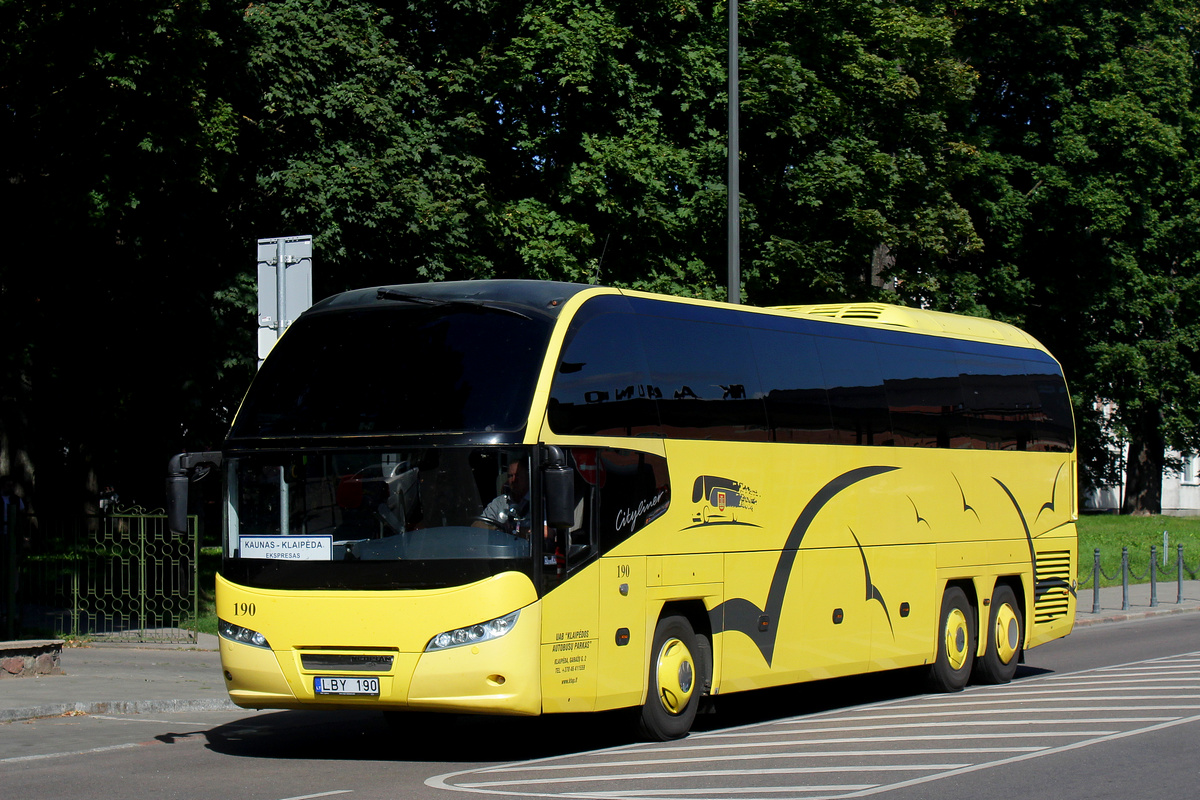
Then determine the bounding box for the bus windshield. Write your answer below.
[221,447,537,590]
[229,304,553,439]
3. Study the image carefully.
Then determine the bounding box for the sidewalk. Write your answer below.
[2,581,1199,724]
[0,634,235,723]
[1073,578,1200,627]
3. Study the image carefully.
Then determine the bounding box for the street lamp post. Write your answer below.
[727,0,740,304]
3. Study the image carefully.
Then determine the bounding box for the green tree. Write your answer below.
[7,0,1198,520]
[738,0,982,306]
[236,1,730,295]
[242,0,495,289]
[242,1,986,304]
[0,0,256,511]
[952,0,1200,512]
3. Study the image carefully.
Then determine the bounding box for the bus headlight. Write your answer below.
[426,610,520,652]
[219,619,271,649]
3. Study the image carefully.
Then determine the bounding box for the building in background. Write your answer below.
[1083,400,1200,516]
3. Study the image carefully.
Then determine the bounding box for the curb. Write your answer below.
[0,698,239,724]
[1073,603,1200,628]
[81,642,219,652]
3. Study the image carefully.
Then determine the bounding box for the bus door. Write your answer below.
[594,448,670,709]
[544,447,671,713]
[539,448,601,713]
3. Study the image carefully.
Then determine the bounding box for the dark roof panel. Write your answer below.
[311,279,591,320]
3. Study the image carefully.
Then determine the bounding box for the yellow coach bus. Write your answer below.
[168,280,1076,740]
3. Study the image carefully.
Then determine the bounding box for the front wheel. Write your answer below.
[639,616,701,741]
[927,586,975,693]
[974,584,1023,684]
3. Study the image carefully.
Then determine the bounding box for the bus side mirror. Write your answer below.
[166,451,223,536]
[541,447,575,531]
[167,455,189,535]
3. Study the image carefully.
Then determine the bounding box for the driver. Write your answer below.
[477,459,530,533]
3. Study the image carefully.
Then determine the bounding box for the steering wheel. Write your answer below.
[474,505,528,536]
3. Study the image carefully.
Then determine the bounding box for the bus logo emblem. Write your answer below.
[688,476,759,528]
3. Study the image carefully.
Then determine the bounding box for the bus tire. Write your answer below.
[974,584,1022,684]
[927,586,975,693]
[639,615,700,741]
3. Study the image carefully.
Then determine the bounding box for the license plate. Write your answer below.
[314,676,380,696]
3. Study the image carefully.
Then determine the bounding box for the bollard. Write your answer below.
[1150,545,1158,607]
[1163,531,1169,567]
[1179,543,1185,605]
[1122,546,1130,611]
[1092,548,1101,614]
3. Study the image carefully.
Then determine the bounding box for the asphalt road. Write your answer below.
[2,614,1197,800]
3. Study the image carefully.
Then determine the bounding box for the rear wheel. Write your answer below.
[974,584,1023,684]
[639,616,700,740]
[928,586,975,692]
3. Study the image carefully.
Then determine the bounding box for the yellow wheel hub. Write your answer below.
[945,608,969,671]
[993,602,1020,664]
[655,637,695,715]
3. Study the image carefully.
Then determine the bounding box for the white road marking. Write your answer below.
[477,747,1042,774]
[89,716,211,725]
[981,676,1200,687]
[1,743,141,764]
[427,651,1200,798]
[459,764,973,789]
[831,713,1200,799]
[617,718,1172,753]
[558,788,878,798]
[981,686,1200,696]
[692,706,1200,737]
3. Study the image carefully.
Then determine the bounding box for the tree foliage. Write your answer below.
[953,0,1200,511]
[1,0,256,513]
[738,0,982,304]
[242,0,984,301]
[2,0,1198,513]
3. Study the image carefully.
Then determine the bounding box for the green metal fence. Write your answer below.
[18,507,199,643]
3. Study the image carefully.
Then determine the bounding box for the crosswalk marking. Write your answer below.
[428,651,1200,799]
[459,764,975,789]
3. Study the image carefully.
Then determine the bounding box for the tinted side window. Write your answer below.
[1028,365,1075,452]
[878,343,969,448]
[548,297,662,437]
[636,311,768,441]
[589,448,671,554]
[753,328,834,444]
[815,337,892,446]
[958,352,1038,450]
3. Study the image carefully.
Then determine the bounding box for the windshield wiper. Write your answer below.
[376,288,442,305]
[375,288,532,320]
